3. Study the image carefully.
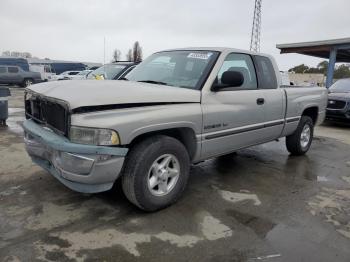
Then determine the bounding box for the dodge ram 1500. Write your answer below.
[23,48,327,211]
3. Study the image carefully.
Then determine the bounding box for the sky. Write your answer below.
[0,0,349,70]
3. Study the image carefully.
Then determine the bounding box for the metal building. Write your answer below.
[277,37,350,88]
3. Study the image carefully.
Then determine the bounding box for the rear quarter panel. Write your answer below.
[282,87,327,136]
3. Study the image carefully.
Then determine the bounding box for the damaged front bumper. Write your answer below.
[23,119,128,193]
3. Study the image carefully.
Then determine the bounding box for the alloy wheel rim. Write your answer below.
[147,154,180,196]
[300,124,311,148]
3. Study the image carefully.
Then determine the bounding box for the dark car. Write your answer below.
[87,62,138,80]
[0,65,42,87]
[326,78,350,122]
[50,62,87,75]
[0,57,30,71]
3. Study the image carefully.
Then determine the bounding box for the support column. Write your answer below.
[326,48,337,88]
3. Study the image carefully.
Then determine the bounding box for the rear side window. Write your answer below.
[0,67,6,73]
[8,67,19,73]
[254,56,278,89]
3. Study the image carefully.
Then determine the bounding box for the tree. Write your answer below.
[288,64,309,73]
[317,61,328,75]
[2,50,32,58]
[112,49,121,62]
[22,52,32,58]
[126,49,133,61]
[10,51,21,57]
[132,41,142,62]
[2,51,10,56]
[288,61,350,80]
[334,64,350,79]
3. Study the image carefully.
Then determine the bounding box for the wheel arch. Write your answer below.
[127,127,198,161]
[302,106,318,124]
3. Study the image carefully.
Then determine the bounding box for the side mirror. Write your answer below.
[212,71,244,91]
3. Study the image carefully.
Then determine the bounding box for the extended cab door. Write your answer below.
[253,55,285,140]
[201,53,268,159]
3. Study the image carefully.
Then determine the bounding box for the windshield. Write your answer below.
[78,70,91,76]
[87,64,126,80]
[330,79,350,92]
[125,50,219,89]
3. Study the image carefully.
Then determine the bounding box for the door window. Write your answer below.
[0,67,6,73]
[217,53,257,90]
[8,67,19,73]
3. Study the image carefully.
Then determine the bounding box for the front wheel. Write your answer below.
[286,116,314,156]
[121,135,190,211]
[22,78,33,87]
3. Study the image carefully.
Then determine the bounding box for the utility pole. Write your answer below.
[103,37,106,65]
[250,0,262,52]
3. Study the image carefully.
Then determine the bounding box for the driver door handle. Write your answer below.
[257,98,265,105]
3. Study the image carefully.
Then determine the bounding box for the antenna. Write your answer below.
[103,37,106,65]
[250,0,262,52]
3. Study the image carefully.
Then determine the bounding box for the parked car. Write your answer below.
[88,66,100,71]
[87,62,138,80]
[326,78,350,122]
[64,70,93,80]
[57,70,82,81]
[0,65,42,87]
[23,47,327,211]
[50,62,86,75]
[0,57,30,71]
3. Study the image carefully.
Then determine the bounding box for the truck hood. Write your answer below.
[328,92,350,100]
[27,80,201,110]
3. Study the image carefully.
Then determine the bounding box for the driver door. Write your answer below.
[200,53,268,159]
[7,66,20,83]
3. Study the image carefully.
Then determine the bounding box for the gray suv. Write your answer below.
[0,65,42,87]
[326,78,350,122]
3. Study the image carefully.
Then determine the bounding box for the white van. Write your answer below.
[29,64,57,82]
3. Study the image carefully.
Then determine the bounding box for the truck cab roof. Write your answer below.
[161,47,271,57]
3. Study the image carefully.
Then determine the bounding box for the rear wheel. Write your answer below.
[286,116,314,155]
[121,135,190,211]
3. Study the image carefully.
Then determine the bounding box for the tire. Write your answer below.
[22,78,33,87]
[121,135,190,211]
[286,116,314,156]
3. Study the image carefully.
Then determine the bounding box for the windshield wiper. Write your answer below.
[119,77,129,81]
[137,80,169,85]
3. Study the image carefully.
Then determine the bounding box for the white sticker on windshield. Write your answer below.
[187,52,213,60]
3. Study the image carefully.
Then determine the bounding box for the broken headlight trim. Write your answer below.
[69,126,120,146]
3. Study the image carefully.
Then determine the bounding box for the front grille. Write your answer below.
[327,99,346,110]
[25,94,69,136]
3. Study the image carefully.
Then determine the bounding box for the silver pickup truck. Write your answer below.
[23,48,327,211]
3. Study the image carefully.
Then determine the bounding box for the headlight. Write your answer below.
[69,126,120,146]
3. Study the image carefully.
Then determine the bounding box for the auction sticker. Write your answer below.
[187,52,213,60]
